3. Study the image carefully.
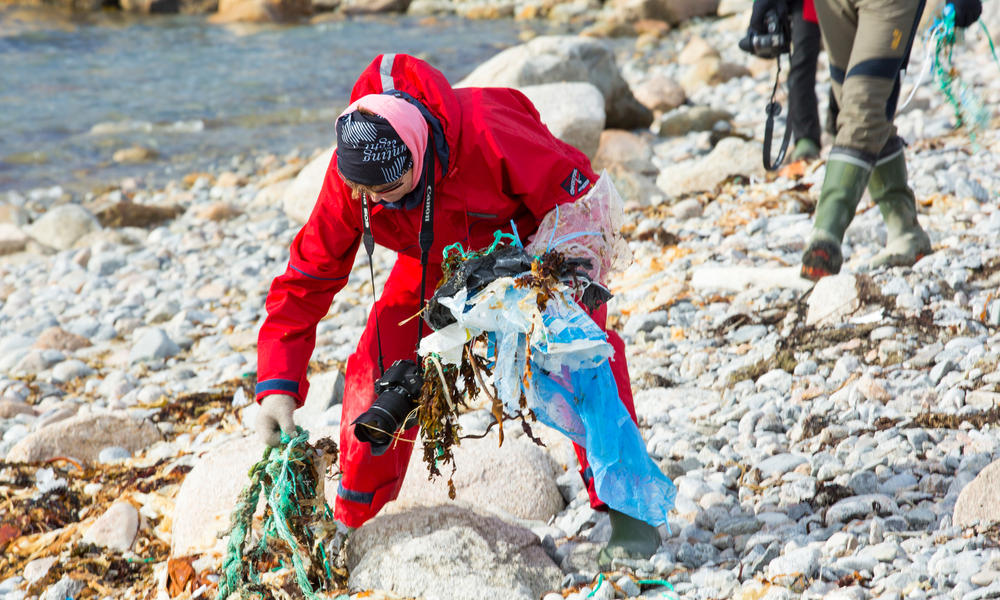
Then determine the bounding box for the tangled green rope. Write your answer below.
[929,5,997,143]
[216,428,342,600]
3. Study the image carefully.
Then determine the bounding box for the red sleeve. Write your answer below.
[255,154,362,406]
[803,0,817,23]
[477,88,598,221]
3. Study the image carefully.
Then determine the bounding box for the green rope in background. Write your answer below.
[216,427,342,600]
[930,6,995,144]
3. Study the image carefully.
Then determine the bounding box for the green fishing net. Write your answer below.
[216,428,344,600]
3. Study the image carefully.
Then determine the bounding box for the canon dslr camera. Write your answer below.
[739,9,791,59]
[352,359,423,455]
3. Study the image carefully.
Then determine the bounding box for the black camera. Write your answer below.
[352,359,423,455]
[739,10,790,59]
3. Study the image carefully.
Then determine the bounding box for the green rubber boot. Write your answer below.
[790,137,821,162]
[867,151,931,269]
[800,156,872,281]
[597,509,661,570]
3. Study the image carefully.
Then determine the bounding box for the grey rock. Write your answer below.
[767,546,821,583]
[826,495,899,525]
[41,576,85,600]
[715,515,762,536]
[129,327,180,363]
[930,360,958,385]
[457,35,651,130]
[624,311,670,335]
[347,505,562,600]
[758,453,807,479]
[520,82,606,158]
[676,542,719,568]
[849,471,880,495]
[394,432,564,522]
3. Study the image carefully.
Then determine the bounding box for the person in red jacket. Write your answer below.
[253,53,661,567]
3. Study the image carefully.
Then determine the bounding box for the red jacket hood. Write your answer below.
[349,54,462,179]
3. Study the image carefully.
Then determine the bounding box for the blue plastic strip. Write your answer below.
[255,379,299,396]
[546,204,560,251]
[551,231,601,247]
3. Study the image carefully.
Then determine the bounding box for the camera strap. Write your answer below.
[763,54,793,172]
[360,138,436,377]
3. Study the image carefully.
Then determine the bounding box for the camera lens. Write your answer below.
[352,388,418,455]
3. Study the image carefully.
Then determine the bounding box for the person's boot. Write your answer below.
[790,137,820,161]
[800,155,872,281]
[867,151,932,269]
[597,509,661,570]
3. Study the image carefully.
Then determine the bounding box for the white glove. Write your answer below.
[255,394,297,446]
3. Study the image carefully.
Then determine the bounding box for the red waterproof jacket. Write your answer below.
[256,53,598,404]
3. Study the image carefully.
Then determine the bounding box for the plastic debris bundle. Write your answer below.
[417,173,676,527]
[912,4,998,143]
[217,429,344,600]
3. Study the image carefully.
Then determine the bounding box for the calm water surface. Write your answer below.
[0,9,552,194]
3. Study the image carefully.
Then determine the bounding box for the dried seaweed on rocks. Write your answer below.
[216,428,344,600]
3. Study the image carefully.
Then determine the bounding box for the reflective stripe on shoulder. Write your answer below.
[380,53,396,92]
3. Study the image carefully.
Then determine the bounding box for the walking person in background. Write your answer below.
[252,53,665,567]
[742,0,981,280]
[787,0,825,161]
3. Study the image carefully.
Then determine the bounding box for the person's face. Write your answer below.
[365,168,415,204]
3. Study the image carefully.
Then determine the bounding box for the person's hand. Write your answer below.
[738,0,790,57]
[948,0,981,28]
[747,0,787,34]
[255,394,297,447]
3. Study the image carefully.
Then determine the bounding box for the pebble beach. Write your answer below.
[2,1,1000,599]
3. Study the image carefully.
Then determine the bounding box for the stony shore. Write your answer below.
[2,4,1000,600]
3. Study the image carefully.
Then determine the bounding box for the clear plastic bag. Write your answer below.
[524,171,632,285]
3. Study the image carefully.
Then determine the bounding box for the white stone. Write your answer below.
[806,275,860,326]
[82,501,139,552]
[27,204,100,251]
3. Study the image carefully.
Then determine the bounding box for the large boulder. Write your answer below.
[6,413,163,464]
[171,429,337,557]
[519,82,606,158]
[954,459,1000,529]
[171,435,263,557]
[347,505,563,600]
[283,147,334,224]
[391,431,565,522]
[457,35,652,130]
[210,0,311,22]
[655,137,764,197]
[26,204,100,251]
